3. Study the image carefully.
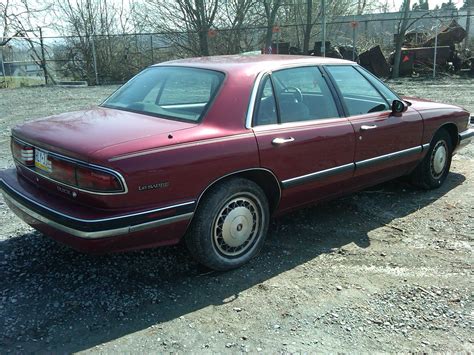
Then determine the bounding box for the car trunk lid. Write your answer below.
[12,107,196,161]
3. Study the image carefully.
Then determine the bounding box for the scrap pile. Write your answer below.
[358,20,472,77]
[271,19,472,78]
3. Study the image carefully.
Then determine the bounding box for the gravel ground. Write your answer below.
[0,77,473,353]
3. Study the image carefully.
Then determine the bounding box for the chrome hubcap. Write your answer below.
[213,196,260,257]
[431,141,448,178]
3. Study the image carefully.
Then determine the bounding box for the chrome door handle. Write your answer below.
[360,124,377,131]
[272,137,295,145]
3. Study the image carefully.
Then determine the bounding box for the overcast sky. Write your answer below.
[15,0,469,37]
[390,0,464,10]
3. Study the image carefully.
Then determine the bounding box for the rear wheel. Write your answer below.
[186,178,269,271]
[411,129,453,189]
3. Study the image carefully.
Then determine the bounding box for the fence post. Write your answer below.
[321,0,326,57]
[150,35,154,64]
[433,17,439,78]
[90,33,99,85]
[352,21,357,61]
[136,34,140,69]
[0,46,6,88]
[39,27,48,85]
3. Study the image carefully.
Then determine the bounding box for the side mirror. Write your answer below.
[391,99,406,114]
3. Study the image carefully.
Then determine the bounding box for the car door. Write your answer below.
[324,65,424,183]
[251,66,356,212]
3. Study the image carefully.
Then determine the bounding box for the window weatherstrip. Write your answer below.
[318,66,346,118]
[269,75,282,125]
[245,71,266,129]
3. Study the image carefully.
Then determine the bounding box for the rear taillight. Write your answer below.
[76,166,122,192]
[50,157,76,186]
[49,161,122,193]
[49,162,122,193]
[11,139,34,166]
[12,138,124,193]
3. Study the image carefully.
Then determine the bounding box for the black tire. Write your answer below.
[411,129,453,189]
[185,178,270,271]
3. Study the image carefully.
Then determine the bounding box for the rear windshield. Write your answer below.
[102,66,225,122]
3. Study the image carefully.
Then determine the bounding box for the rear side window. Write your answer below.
[255,76,278,126]
[272,67,339,123]
[253,66,339,126]
[326,65,389,116]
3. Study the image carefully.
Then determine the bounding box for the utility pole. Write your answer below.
[465,0,471,50]
[0,46,6,88]
[86,0,99,85]
[433,15,439,78]
[321,0,326,57]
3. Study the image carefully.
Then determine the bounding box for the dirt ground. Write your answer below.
[0,77,473,353]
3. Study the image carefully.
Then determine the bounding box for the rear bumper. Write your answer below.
[0,168,194,252]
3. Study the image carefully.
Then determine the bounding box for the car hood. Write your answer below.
[12,107,196,161]
[402,96,465,111]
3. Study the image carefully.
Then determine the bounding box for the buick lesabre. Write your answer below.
[0,55,472,270]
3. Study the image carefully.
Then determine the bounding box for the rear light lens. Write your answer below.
[76,166,122,192]
[11,140,34,166]
[11,138,124,193]
[50,157,76,186]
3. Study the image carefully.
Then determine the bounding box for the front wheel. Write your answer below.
[185,178,270,271]
[411,129,453,189]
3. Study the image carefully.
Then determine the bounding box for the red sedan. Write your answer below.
[1,55,472,270]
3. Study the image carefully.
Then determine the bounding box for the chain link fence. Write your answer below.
[1,9,472,88]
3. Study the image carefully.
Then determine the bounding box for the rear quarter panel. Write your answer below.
[107,131,259,211]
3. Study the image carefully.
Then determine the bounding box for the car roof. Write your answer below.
[153,55,354,77]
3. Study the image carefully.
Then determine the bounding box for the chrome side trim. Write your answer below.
[280,145,424,189]
[355,146,422,170]
[282,163,354,188]
[3,193,193,239]
[12,136,129,195]
[245,71,266,129]
[459,128,474,141]
[128,213,193,233]
[0,176,195,224]
[109,133,254,162]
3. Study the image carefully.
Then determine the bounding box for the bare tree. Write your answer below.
[262,0,282,51]
[142,0,218,56]
[0,0,52,84]
[53,0,138,83]
[215,0,256,53]
[392,0,411,78]
[302,0,313,53]
[357,0,367,14]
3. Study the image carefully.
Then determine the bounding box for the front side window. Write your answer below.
[356,67,400,104]
[102,66,224,122]
[326,65,389,116]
